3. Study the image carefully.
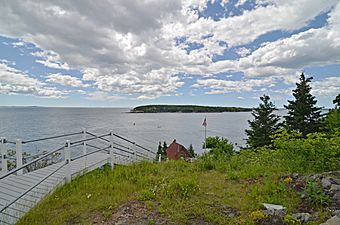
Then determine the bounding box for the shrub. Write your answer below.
[204,136,234,159]
[273,130,340,173]
[303,180,330,207]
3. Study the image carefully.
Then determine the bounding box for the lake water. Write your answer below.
[0,107,287,155]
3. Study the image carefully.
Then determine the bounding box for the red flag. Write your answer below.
[202,117,207,127]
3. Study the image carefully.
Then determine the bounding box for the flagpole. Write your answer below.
[204,124,206,150]
[203,116,207,150]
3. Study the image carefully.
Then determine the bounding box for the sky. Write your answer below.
[0,0,339,108]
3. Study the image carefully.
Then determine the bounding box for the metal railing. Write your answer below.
[0,128,156,223]
[0,129,155,176]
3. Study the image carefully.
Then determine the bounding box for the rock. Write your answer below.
[329,184,340,193]
[228,213,235,218]
[331,210,340,217]
[322,177,333,189]
[332,178,340,185]
[292,173,299,179]
[292,213,311,223]
[262,203,286,217]
[320,216,340,225]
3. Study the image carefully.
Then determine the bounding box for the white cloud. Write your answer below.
[312,77,340,97]
[236,47,251,57]
[0,0,339,100]
[0,63,65,98]
[46,73,87,87]
[193,77,273,94]
[32,50,70,70]
[85,91,123,101]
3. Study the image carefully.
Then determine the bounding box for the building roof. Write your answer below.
[166,139,190,160]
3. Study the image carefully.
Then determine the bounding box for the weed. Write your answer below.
[249,210,268,221]
[284,215,301,225]
[303,180,330,207]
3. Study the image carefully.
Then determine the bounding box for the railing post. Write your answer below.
[109,131,114,169]
[158,154,161,163]
[134,143,138,162]
[16,139,23,175]
[65,140,71,182]
[82,128,87,155]
[82,128,87,170]
[1,138,8,174]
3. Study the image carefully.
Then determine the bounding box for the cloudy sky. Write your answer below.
[0,0,339,108]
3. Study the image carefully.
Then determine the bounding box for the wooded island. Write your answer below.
[130,105,252,113]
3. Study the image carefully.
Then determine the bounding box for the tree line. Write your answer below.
[246,72,340,148]
[131,105,252,113]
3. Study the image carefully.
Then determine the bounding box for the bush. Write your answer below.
[273,130,340,173]
[204,136,234,159]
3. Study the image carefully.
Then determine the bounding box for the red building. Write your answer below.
[166,139,190,160]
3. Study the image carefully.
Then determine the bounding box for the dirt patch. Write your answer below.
[255,215,284,225]
[187,216,209,225]
[92,200,169,225]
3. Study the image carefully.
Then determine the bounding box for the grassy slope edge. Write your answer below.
[18,131,340,224]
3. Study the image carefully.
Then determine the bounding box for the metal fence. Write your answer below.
[0,128,155,224]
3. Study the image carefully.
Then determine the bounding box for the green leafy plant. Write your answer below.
[303,180,330,206]
[284,215,301,225]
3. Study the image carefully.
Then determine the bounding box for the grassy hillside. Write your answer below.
[131,105,252,113]
[18,131,340,224]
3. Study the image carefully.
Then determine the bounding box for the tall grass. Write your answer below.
[17,131,340,224]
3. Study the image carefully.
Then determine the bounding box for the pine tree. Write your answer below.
[162,141,168,160]
[245,95,281,148]
[284,73,323,136]
[333,93,340,108]
[323,93,340,132]
[156,142,163,161]
[188,144,196,158]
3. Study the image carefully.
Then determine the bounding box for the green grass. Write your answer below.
[17,131,340,224]
[18,160,301,225]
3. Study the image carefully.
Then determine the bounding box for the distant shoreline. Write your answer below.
[130,105,253,113]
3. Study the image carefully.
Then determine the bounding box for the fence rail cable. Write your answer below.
[0,145,65,181]
[87,142,133,155]
[70,133,110,145]
[0,161,66,214]
[112,145,134,155]
[101,149,130,158]
[22,131,83,144]
[70,145,110,162]
[86,131,110,143]
[1,139,15,144]
[135,152,149,160]
[112,133,154,155]
[112,141,133,151]
[68,142,85,149]
[87,143,135,158]
[86,131,135,152]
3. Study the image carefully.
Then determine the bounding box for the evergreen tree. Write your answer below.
[245,95,281,148]
[284,73,323,136]
[323,94,340,133]
[188,144,196,158]
[156,141,168,161]
[156,142,163,161]
[162,141,168,160]
[333,93,340,108]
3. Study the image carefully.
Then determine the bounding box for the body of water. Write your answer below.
[0,107,287,155]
